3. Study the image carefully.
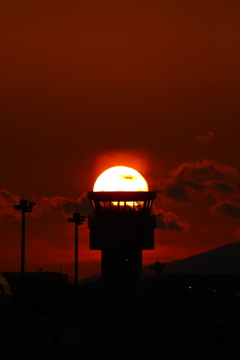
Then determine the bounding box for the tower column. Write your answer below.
[101,249,142,319]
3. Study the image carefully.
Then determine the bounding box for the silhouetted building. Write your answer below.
[0,272,12,312]
[88,191,156,319]
[4,271,68,314]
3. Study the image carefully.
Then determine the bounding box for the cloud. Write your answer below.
[210,181,234,193]
[157,160,240,205]
[233,229,240,238]
[0,188,189,234]
[0,190,20,222]
[165,180,206,202]
[0,190,96,273]
[209,201,240,219]
[0,190,94,223]
[169,160,238,183]
[152,205,188,232]
[197,131,215,142]
[30,192,93,219]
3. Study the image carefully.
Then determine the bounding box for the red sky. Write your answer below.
[0,0,240,278]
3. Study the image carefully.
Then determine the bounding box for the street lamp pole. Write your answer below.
[68,212,86,288]
[14,199,36,276]
[21,208,25,275]
[14,198,36,313]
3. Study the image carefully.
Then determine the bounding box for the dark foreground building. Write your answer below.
[1,272,240,354]
[0,272,12,312]
[4,271,69,314]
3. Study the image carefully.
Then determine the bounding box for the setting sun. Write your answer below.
[93,166,148,192]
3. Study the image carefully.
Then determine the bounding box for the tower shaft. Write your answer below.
[101,249,142,319]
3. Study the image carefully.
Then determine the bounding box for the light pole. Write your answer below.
[14,198,36,313]
[67,212,86,288]
[14,199,36,276]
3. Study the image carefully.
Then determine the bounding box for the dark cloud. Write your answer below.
[0,190,19,204]
[31,192,93,218]
[0,190,93,222]
[120,175,137,180]
[165,182,189,202]
[211,181,234,193]
[165,180,206,202]
[210,201,240,219]
[157,160,240,205]
[169,160,238,183]
[167,220,185,232]
[197,131,215,143]
[0,190,19,222]
[152,206,187,232]
[233,229,240,238]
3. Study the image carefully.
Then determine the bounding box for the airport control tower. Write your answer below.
[88,167,156,319]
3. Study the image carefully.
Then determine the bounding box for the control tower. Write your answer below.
[88,190,156,319]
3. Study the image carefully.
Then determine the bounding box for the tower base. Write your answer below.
[101,249,142,320]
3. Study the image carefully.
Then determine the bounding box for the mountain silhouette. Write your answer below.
[78,273,100,284]
[79,241,240,284]
[145,241,240,277]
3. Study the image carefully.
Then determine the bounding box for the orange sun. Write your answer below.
[93,166,148,192]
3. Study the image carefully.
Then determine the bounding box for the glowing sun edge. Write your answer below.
[93,166,148,207]
[93,166,148,192]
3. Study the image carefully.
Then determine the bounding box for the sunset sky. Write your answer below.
[1,0,240,278]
